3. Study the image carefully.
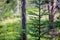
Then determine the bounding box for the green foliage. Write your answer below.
[27,0,36,3]
[27,0,50,4]
[26,2,49,39]
[0,18,21,40]
[26,0,60,40]
[0,0,21,40]
[0,0,60,40]
[0,0,15,19]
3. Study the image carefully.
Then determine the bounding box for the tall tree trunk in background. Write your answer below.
[21,0,26,40]
[49,0,54,29]
[57,0,60,19]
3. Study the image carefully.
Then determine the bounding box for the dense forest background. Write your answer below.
[0,0,60,40]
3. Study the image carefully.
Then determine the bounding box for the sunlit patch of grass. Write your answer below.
[40,38,46,40]
[41,15,49,21]
[0,17,21,26]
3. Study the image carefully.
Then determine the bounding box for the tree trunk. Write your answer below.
[49,0,54,29]
[21,0,26,40]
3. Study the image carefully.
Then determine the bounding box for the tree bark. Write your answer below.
[21,0,26,40]
[49,0,54,29]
